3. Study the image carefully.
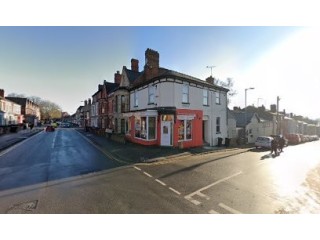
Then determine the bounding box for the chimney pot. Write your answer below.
[131,59,139,72]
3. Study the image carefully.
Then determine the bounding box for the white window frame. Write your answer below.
[134,91,138,107]
[182,84,189,103]
[215,92,221,105]
[178,119,192,142]
[203,89,209,106]
[148,85,155,104]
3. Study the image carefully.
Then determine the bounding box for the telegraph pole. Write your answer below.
[276,96,280,134]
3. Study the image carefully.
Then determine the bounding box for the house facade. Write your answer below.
[123,49,229,148]
[6,96,40,125]
[0,90,23,126]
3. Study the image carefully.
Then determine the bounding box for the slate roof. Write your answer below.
[232,111,260,127]
[131,67,229,92]
[124,67,143,84]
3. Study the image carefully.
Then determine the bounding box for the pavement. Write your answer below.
[0,127,42,152]
[0,127,253,164]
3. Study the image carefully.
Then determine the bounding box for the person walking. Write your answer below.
[278,136,285,152]
[271,138,278,156]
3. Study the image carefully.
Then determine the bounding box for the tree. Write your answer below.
[7,93,62,120]
[214,77,237,105]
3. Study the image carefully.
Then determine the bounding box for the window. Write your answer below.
[203,89,208,106]
[125,118,131,135]
[216,117,221,133]
[182,84,189,103]
[121,95,125,112]
[134,91,138,107]
[148,85,155,104]
[135,116,156,140]
[178,119,192,141]
[215,92,221,104]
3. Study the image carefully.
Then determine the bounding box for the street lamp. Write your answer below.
[244,87,254,143]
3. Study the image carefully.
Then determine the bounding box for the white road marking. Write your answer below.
[51,131,57,149]
[218,203,242,214]
[185,171,242,200]
[133,166,141,171]
[155,179,166,186]
[208,209,220,214]
[143,171,153,178]
[169,187,181,195]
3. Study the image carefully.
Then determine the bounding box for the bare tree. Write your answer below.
[214,78,237,105]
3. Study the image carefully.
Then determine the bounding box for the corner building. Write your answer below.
[123,49,229,148]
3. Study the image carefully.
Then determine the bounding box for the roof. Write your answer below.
[232,111,260,127]
[131,67,229,92]
[124,67,143,84]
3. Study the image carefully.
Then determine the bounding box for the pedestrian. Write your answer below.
[278,136,285,152]
[271,138,278,156]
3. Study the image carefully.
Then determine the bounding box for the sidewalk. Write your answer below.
[76,129,253,164]
[0,128,42,152]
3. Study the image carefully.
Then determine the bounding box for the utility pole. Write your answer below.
[276,96,280,135]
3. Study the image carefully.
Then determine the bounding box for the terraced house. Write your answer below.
[123,49,229,148]
[85,49,229,149]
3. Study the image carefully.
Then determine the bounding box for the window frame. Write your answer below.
[178,119,193,142]
[134,116,157,140]
[203,89,209,106]
[215,92,221,105]
[134,91,138,107]
[182,84,189,104]
[216,117,221,133]
[148,85,155,104]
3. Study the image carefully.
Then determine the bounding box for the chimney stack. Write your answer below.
[88,98,92,105]
[114,71,121,85]
[131,58,139,72]
[0,89,4,98]
[205,76,215,85]
[144,48,159,81]
[270,104,276,113]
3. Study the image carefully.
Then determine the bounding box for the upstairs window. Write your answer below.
[182,84,189,103]
[215,92,221,105]
[148,85,155,104]
[203,89,209,106]
[134,91,138,107]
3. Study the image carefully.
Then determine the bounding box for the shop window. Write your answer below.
[135,116,156,140]
[179,119,192,141]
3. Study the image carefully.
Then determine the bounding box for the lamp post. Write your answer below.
[244,87,254,143]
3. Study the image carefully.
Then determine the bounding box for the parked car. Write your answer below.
[286,133,301,145]
[270,135,288,146]
[45,125,55,132]
[255,136,273,149]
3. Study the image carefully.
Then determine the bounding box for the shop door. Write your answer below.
[161,121,172,146]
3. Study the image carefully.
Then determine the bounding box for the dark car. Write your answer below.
[45,125,55,132]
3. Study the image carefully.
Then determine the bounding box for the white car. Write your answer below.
[255,136,273,149]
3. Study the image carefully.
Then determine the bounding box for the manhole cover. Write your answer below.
[6,200,38,214]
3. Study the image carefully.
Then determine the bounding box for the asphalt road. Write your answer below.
[0,128,121,191]
[1,128,320,213]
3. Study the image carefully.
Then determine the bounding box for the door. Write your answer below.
[161,121,172,146]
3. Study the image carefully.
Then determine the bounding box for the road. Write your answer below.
[0,128,320,213]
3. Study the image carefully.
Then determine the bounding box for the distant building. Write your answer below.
[0,89,23,126]
[6,96,41,125]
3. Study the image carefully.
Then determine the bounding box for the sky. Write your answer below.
[1,26,320,119]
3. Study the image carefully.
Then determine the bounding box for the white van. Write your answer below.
[255,136,273,149]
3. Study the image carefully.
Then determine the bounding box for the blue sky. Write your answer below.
[1,26,319,119]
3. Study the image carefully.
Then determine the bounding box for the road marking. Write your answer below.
[208,209,219,214]
[185,171,242,200]
[133,166,141,171]
[143,171,153,178]
[169,187,181,195]
[51,131,57,149]
[218,203,242,214]
[184,171,242,206]
[155,179,167,186]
